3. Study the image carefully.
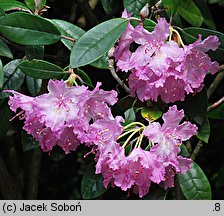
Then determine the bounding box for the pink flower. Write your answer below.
[114,16,220,103]
[143,105,197,185]
[5,80,119,154]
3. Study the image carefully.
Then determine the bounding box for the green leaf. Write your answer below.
[141,107,162,122]
[90,54,109,69]
[194,0,216,30]
[51,19,85,50]
[21,130,39,152]
[81,162,108,199]
[0,7,5,17]
[25,45,44,60]
[177,0,203,27]
[182,27,224,62]
[0,12,61,45]
[163,0,179,17]
[0,59,3,89]
[0,102,14,140]
[0,39,13,58]
[123,0,151,17]
[124,107,136,122]
[179,144,190,158]
[196,117,210,143]
[181,88,208,125]
[0,0,30,12]
[177,162,212,200]
[24,0,46,11]
[0,59,25,98]
[101,0,112,14]
[75,68,93,87]
[131,18,156,31]
[19,59,65,79]
[207,103,224,120]
[70,18,128,68]
[26,76,42,96]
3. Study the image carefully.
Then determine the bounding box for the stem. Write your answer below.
[207,96,224,112]
[117,128,139,140]
[190,140,203,160]
[122,128,141,148]
[123,122,146,130]
[62,35,76,43]
[109,59,131,94]
[138,133,144,148]
[207,68,224,99]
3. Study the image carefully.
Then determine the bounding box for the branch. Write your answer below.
[62,35,76,43]
[109,59,131,94]
[207,96,224,112]
[0,155,23,199]
[190,140,203,161]
[26,148,42,199]
[207,66,224,99]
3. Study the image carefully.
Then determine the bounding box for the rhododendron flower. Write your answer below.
[5,80,119,154]
[95,105,197,197]
[114,16,220,103]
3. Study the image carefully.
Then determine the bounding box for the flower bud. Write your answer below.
[139,3,149,19]
[34,0,42,9]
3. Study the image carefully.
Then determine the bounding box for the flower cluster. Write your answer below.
[92,105,197,197]
[6,80,118,154]
[114,11,220,103]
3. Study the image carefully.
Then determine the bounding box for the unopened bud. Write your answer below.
[139,3,149,19]
[34,0,42,9]
[108,46,115,58]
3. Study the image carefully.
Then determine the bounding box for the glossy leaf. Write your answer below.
[75,68,93,87]
[25,45,44,60]
[0,7,5,16]
[0,102,14,140]
[131,18,156,32]
[0,59,3,89]
[0,0,30,12]
[51,19,85,50]
[90,54,109,69]
[123,0,150,17]
[70,18,128,68]
[181,88,208,125]
[25,0,46,11]
[0,12,61,45]
[196,117,210,143]
[101,0,112,14]
[163,0,179,17]
[182,27,224,61]
[194,0,216,30]
[21,130,39,152]
[124,107,136,122]
[0,39,13,58]
[19,59,65,79]
[141,107,162,122]
[177,162,212,200]
[0,59,25,98]
[26,76,42,96]
[81,162,108,199]
[207,103,224,120]
[177,0,203,27]
[179,144,190,158]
